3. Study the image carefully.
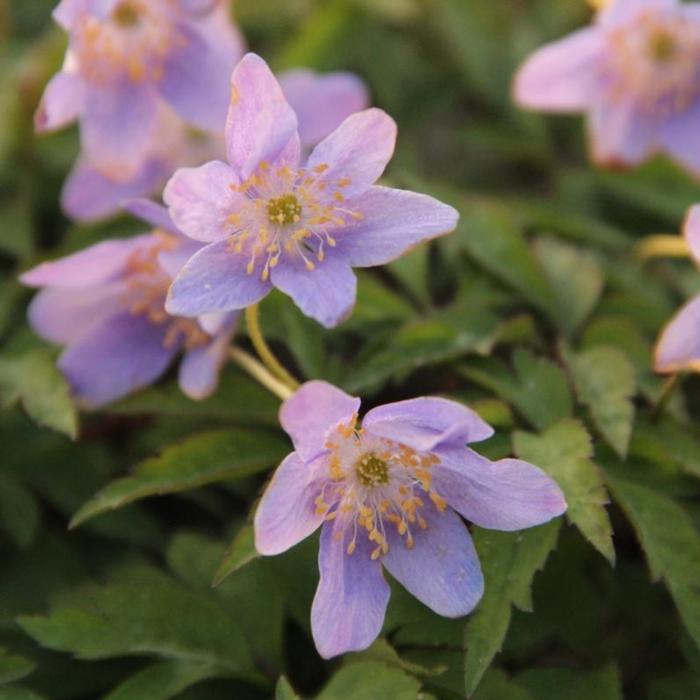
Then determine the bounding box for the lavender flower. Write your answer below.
[655,205,700,373]
[60,68,369,223]
[254,381,567,658]
[164,53,458,328]
[36,0,244,183]
[513,0,700,174]
[20,200,237,408]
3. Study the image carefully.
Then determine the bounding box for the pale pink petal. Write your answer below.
[655,295,700,373]
[35,71,84,133]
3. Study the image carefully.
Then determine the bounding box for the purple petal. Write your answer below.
[279,381,361,462]
[306,109,396,198]
[197,311,233,335]
[158,240,203,279]
[598,0,677,28]
[81,79,159,181]
[174,0,219,15]
[35,71,83,133]
[432,448,567,531]
[254,452,326,556]
[589,99,658,167]
[279,69,370,149]
[52,0,90,29]
[27,284,123,344]
[164,161,244,243]
[513,28,604,112]
[166,239,272,316]
[226,54,299,179]
[58,312,178,408]
[178,323,236,399]
[158,22,232,131]
[660,98,700,177]
[382,501,484,617]
[270,256,357,328]
[363,397,494,452]
[333,186,458,267]
[311,520,390,659]
[20,235,153,288]
[124,199,179,234]
[684,205,700,267]
[61,158,167,223]
[654,295,700,373]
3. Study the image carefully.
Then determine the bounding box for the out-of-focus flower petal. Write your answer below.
[333,186,458,267]
[307,109,396,198]
[598,0,677,27]
[363,396,494,451]
[35,71,84,133]
[58,311,178,408]
[271,256,357,328]
[225,53,299,179]
[660,99,700,177]
[311,520,390,659]
[684,205,700,267]
[279,69,370,149]
[433,448,567,531]
[279,381,361,462]
[254,452,326,556]
[513,28,604,112]
[166,239,272,316]
[383,501,484,617]
[655,294,700,373]
[164,161,244,243]
[124,198,179,234]
[178,322,236,399]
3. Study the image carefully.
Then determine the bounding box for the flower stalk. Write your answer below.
[635,235,690,262]
[229,347,293,401]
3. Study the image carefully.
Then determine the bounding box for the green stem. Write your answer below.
[229,347,293,401]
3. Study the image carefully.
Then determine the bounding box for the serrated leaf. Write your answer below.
[514,419,615,564]
[213,525,257,587]
[0,351,77,439]
[461,349,573,431]
[103,661,220,700]
[315,660,421,700]
[606,466,700,651]
[17,565,257,679]
[0,651,35,686]
[533,237,604,336]
[564,345,636,457]
[70,429,287,528]
[464,521,560,695]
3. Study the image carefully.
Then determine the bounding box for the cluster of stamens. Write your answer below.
[123,233,210,350]
[607,10,700,116]
[314,417,448,560]
[225,162,364,281]
[74,0,183,83]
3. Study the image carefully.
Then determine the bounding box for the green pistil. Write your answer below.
[267,194,302,226]
[113,3,141,28]
[356,454,390,488]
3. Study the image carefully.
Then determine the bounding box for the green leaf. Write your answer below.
[70,429,288,528]
[315,661,421,700]
[514,420,615,564]
[213,525,258,587]
[461,349,573,431]
[472,670,534,700]
[103,661,221,700]
[17,564,257,679]
[564,345,636,458]
[0,651,35,686]
[533,237,604,336]
[276,677,300,700]
[0,351,77,439]
[0,688,47,700]
[606,466,700,652]
[516,664,623,700]
[464,521,560,695]
[0,475,40,549]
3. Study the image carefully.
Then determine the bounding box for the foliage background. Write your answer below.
[2,1,700,698]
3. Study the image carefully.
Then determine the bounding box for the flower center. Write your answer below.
[112,2,141,28]
[123,234,210,350]
[314,418,447,560]
[225,162,363,281]
[267,194,303,226]
[355,453,390,487]
[607,10,700,117]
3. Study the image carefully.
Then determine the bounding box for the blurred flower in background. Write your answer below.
[20,199,237,408]
[255,381,567,658]
[514,0,700,176]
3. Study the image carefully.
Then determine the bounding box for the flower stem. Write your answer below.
[635,235,689,262]
[245,304,300,390]
[229,347,293,401]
